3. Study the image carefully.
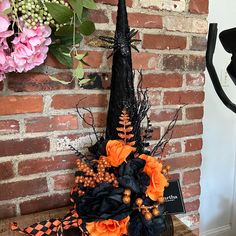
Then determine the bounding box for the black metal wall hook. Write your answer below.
[206,23,236,113]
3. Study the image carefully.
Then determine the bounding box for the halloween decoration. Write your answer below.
[206,23,236,113]
[10,0,179,235]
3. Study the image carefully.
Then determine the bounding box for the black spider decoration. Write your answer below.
[99,29,141,58]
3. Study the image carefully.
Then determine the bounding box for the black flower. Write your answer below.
[73,183,132,222]
[118,157,150,193]
[128,206,167,236]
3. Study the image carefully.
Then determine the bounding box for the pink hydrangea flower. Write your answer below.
[11,25,51,73]
[0,0,10,12]
[0,0,52,79]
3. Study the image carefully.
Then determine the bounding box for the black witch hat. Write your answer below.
[104,0,143,152]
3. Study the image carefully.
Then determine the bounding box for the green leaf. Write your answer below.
[79,78,92,85]
[68,0,83,19]
[54,25,73,36]
[49,76,72,84]
[49,45,72,67]
[3,7,12,15]
[83,0,97,9]
[75,52,88,61]
[53,33,83,47]
[79,20,95,36]
[45,2,73,23]
[73,62,84,79]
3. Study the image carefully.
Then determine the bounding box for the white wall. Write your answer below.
[200,0,236,235]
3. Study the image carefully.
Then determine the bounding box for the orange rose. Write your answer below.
[86,216,130,236]
[139,154,168,201]
[106,140,136,167]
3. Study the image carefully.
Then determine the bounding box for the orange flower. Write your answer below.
[139,154,168,201]
[106,140,136,167]
[86,216,130,236]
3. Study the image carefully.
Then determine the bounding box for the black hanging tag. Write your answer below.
[164,179,186,214]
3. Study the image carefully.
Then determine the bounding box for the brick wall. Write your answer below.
[0,0,208,234]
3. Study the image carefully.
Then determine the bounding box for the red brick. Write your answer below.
[132,52,161,70]
[112,12,162,28]
[187,55,205,71]
[95,0,132,7]
[85,30,114,48]
[189,0,208,14]
[185,199,200,212]
[89,9,109,23]
[8,72,74,92]
[0,204,16,219]
[169,173,180,181]
[0,96,43,115]
[83,112,107,128]
[143,34,186,50]
[20,193,70,215]
[186,73,205,87]
[0,137,50,157]
[186,107,204,120]
[142,73,183,88]
[25,115,78,133]
[53,173,74,190]
[76,51,103,69]
[183,169,201,185]
[147,91,161,106]
[0,120,19,134]
[152,127,161,140]
[51,94,107,109]
[182,184,201,199]
[171,123,203,139]
[0,178,48,201]
[185,138,203,152]
[18,155,77,175]
[162,142,182,157]
[150,108,182,122]
[163,54,186,71]
[0,161,14,180]
[44,53,68,69]
[163,91,204,105]
[191,36,207,51]
[167,154,202,171]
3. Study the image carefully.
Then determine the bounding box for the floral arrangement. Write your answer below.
[10,0,179,235]
[70,109,171,236]
[0,0,96,82]
[12,108,175,236]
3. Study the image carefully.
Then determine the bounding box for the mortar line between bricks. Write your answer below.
[0,168,76,184]
[0,190,70,207]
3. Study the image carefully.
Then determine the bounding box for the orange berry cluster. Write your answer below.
[162,164,171,176]
[75,156,119,196]
[135,198,160,221]
[122,189,132,204]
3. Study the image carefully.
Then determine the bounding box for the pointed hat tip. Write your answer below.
[116,0,129,34]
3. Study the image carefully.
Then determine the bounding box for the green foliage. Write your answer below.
[80,21,95,36]
[49,45,72,67]
[45,2,73,24]
[68,0,83,19]
[73,62,84,80]
[49,76,72,84]
[48,0,97,86]
[83,0,97,9]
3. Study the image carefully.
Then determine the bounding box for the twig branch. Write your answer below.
[76,99,99,141]
[151,106,185,157]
